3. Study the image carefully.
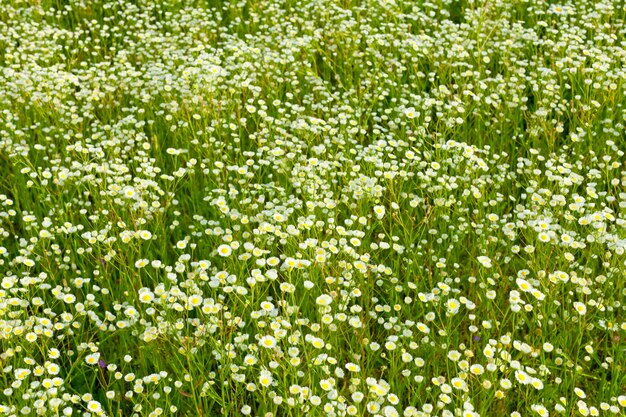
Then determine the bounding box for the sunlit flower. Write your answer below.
[217,244,233,257]
[259,335,277,349]
[316,294,332,306]
[477,256,492,268]
[573,302,587,315]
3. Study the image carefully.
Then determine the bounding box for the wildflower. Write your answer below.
[138,290,154,303]
[531,404,549,417]
[316,294,332,306]
[123,187,136,198]
[477,256,492,268]
[516,278,532,292]
[470,364,484,375]
[139,230,152,240]
[367,402,381,413]
[346,362,361,372]
[46,363,60,375]
[538,232,550,243]
[259,370,273,387]
[515,370,531,385]
[259,335,277,349]
[85,353,101,366]
[87,401,102,414]
[382,405,399,417]
[217,244,232,257]
[404,107,418,118]
[573,302,587,315]
[63,294,77,304]
[531,378,544,390]
[446,298,460,314]
[451,377,467,390]
[188,294,203,308]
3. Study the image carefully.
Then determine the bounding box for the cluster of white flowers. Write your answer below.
[0,0,625,416]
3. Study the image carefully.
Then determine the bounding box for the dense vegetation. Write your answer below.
[0,0,625,416]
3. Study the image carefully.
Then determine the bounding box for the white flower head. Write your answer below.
[316,294,333,306]
[217,244,232,257]
[477,256,492,268]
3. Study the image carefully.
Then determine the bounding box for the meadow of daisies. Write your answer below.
[1,0,626,416]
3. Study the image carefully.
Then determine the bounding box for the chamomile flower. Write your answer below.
[477,256,492,268]
[316,294,333,306]
[259,335,277,349]
[85,353,101,366]
[87,401,103,414]
[515,370,531,385]
[573,302,587,315]
[135,259,149,268]
[259,370,273,387]
[217,244,232,257]
[373,205,386,219]
[138,230,152,240]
